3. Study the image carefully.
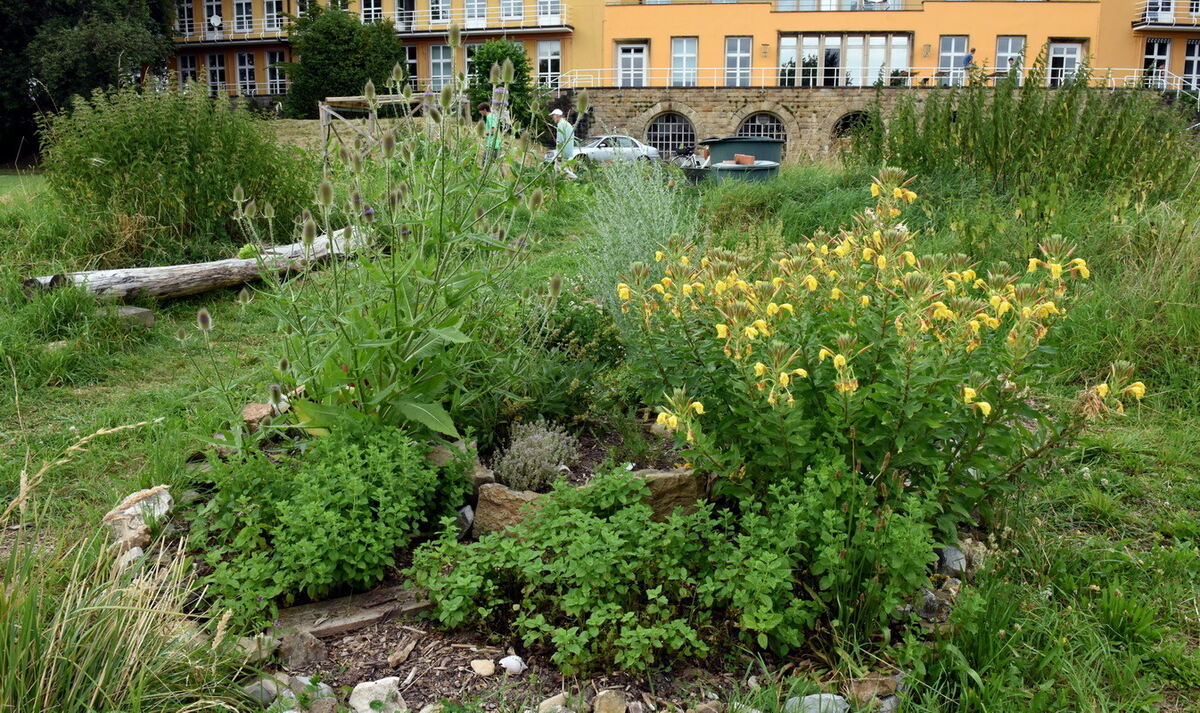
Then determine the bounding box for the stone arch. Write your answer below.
[831,109,873,138]
[729,101,802,155]
[644,112,699,156]
[630,100,706,147]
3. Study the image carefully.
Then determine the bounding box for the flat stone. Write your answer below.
[783,694,850,713]
[388,637,418,667]
[693,703,725,713]
[879,696,900,713]
[456,505,474,538]
[236,633,280,663]
[101,485,172,551]
[117,305,155,328]
[310,699,338,713]
[349,677,407,713]
[474,483,542,535]
[275,585,431,638]
[242,402,274,432]
[470,658,496,676]
[242,676,286,705]
[471,464,496,493]
[846,676,897,707]
[287,674,335,701]
[936,545,967,578]
[636,468,706,520]
[593,690,628,713]
[539,693,568,713]
[279,630,328,668]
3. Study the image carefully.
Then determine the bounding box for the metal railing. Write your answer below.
[1132,0,1200,27]
[176,15,288,41]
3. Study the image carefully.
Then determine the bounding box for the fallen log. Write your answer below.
[23,228,363,300]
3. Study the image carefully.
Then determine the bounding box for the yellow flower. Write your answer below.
[701,256,710,268]
[743,326,759,340]
[962,386,977,403]
[772,277,785,288]
[753,319,769,332]
[973,278,987,290]
[692,282,706,293]
[781,303,794,314]
[690,401,705,414]
[876,254,887,270]
[1037,301,1060,318]
[715,280,728,294]
[1046,262,1063,280]
[754,361,768,377]
[860,295,871,308]
[931,301,955,320]
[818,347,833,362]
[1123,381,1146,400]
[616,283,631,300]
[901,251,916,267]
[779,372,791,386]
[655,251,665,262]
[903,189,917,203]
[680,255,690,266]
[892,186,904,199]
[803,275,819,292]
[944,278,957,293]
[682,283,693,296]
[830,288,844,300]
[1096,383,1110,398]
[715,324,728,338]
[767,302,780,316]
[961,269,976,283]
[997,300,1012,316]
[1027,258,1040,273]
[832,354,847,370]
[974,401,993,417]
[862,247,877,262]
[871,183,881,197]
[651,283,665,294]
[1077,264,1091,279]
[661,277,673,288]
[792,368,809,378]
[667,414,680,429]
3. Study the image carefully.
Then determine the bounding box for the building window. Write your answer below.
[1047,41,1083,87]
[465,43,481,82]
[737,113,786,143]
[1144,37,1170,88]
[234,0,253,32]
[671,37,698,87]
[267,50,287,93]
[430,45,453,90]
[782,33,909,87]
[178,55,198,86]
[264,0,284,29]
[431,0,448,23]
[501,0,523,19]
[725,36,752,87]
[1185,39,1200,91]
[617,43,647,87]
[537,40,562,85]
[645,113,696,155]
[237,52,257,95]
[207,53,227,96]
[938,35,969,86]
[176,0,195,34]
[996,35,1025,77]
[362,0,383,21]
[465,0,487,26]
[537,0,561,21]
[405,45,419,86]
[204,0,222,34]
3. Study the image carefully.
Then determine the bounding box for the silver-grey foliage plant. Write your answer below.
[493,420,581,492]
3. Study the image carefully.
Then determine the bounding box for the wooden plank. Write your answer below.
[275,585,433,639]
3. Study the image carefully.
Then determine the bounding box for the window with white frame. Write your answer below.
[671,37,698,87]
[1186,39,1200,91]
[204,0,222,34]
[176,0,195,34]
[267,50,287,93]
[264,0,284,29]
[645,113,696,155]
[465,43,481,82]
[178,54,198,86]
[234,0,253,32]
[362,0,383,21]
[782,33,909,87]
[501,0,523,19]
[938,35,969,86]
[405,45,419,85]
[465,0,487,26]
[617,44,647,87]
[1143,37,1170,88]
[431,0,448,22]
[537,0,561,21]
[237,52,257,95]
[725,36,752,87]
[537,40,561,85]
[207,53,227,96]
[430,45,453,90]
[996,35,1025,76]
[737,113,786,143]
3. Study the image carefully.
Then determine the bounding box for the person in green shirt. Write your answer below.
[551,108,577,179]
[478,101,503,164]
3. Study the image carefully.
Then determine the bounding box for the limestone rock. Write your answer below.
[783,694,850,713]
[456,505,474,539]
[280,630,328,669]
[692,703,725,713]
[593,690,628,713]
[116,546,143,570]
[539,693,569,713]
[470,658,496,676]
[242,675,293,706]
[242,402,274,432]
[498,654,527,674]
[310,699,338,713]
[879,696,900,713]
[288,674,335,701]
[117,305,155,328]
[471,464,496,493]
[474,483,542,535]
[936,545,967,578]
[846,676,898,707]
[349,677,407,713]
[101,485,172,551]
[236,633,280,663]
[635,468,706,520]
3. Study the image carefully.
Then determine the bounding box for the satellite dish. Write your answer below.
[209,14,222,28]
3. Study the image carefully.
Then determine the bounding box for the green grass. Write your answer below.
[0,171,44,197]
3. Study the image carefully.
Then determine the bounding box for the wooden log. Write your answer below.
[23,228,363,300]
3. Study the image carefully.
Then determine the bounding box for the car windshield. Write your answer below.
[580,137,605,148]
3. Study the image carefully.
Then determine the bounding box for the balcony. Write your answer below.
[175,16,288,43]
[391,3,570,36]
[1132,0,1200,28]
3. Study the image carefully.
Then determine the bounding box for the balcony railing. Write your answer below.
[1132,0,1200,27]
[176,16,288,41]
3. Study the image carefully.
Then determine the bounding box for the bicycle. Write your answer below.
[669,145,708,169]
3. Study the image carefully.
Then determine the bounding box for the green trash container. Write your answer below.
[699,136,785,165]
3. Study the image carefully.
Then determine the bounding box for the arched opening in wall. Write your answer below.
[832,110,871,139]
[736,113,787,155]
[645,112,697,156]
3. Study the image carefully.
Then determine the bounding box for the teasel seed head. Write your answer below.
[175,327,187,343]
[268,383,283,409]
[232,184,245,203]
[262,201,275,219]
[489,62,502,85]
[243,199,257,219]
[439,84,454,111]
[363,79,377,104]
[196,308,213,333]
[501,58,515,84]
[317,179,334,207]
[382,131,396,157]
[549,275,562,299]
[574,89,589,116]
[237,287,252,306]
[302,216,318,247]
[362,205,376,223]
[528,187,545,211]
[448,22,462,48]
[278,356,290,373]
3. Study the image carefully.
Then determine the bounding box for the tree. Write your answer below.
[467,40,536,131]
[283,6,407,119]
[0,0,171,162]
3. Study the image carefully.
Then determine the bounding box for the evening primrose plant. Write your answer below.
[621,168,1142,534]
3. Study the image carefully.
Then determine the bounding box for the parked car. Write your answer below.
[544,134,660,163]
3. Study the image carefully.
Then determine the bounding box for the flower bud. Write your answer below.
[316,179,334,207]
[391,62,405,86]
[574,89,589,116]
[232,184,245,203]
[382,131,396,157]
[243,199,257,219]
[268,383,283,409]
[262,201,275,219]
[501,58,515,84]
[528,187,544,211]
[489,62,502,84]
[448,22,461,48]
[549,275,562,299]
[439,84,454,111]
[278,356,290,373]
[302,216,318,247]
[237,287,252,305]
[196,308,213,333]
[363,78,377,104]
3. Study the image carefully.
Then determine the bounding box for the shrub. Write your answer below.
[619,169,1140,536]
[39,83,313,267]
[493,419,580,492]
[467,40,536,129]
[283,6,407,119]
[192,426,467,628]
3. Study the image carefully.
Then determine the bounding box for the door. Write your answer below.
[1048,42,1082,87]
[1147,0,1174,23]
[537,0,561,25]
[618,44,647,87]
[465,0,486,28]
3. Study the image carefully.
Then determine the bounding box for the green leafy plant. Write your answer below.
[192,426,467,628]
[492,419,580,492]
[467,40,536,129]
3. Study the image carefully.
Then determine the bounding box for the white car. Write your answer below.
[547,134,660,163]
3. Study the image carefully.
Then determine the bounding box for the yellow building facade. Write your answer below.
[172,0,1200,97]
